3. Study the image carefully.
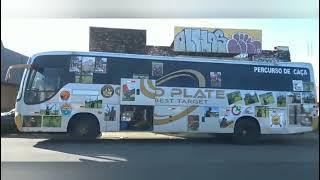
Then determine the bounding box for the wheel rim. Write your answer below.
[242,129,247,136]
[234,120,259,144]
[79,127,88,136]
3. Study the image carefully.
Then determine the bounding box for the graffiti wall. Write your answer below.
[173,26,262,54]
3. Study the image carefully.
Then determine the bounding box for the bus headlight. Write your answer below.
[14,113,23,131]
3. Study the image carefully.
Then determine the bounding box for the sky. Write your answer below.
[1,18,319,86]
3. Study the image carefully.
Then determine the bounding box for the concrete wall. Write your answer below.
[1,42,28,112]
[1,43,28,84]
[89,27,290,62]
[89,27,146,54]
[1,83,18,112]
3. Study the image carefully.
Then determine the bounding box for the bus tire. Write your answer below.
[233,117,260,145]
[67,113,100,140]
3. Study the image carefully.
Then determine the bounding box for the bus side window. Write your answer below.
[62,71,75,85]
[92,73,108,84]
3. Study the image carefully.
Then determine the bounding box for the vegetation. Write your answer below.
[259,92,275,105]
[277,94,286,107]
[227,91,242,105]
[85,100,102,108]
[42,116,62,127]
[244,93,259,105]
[255,106,268,117]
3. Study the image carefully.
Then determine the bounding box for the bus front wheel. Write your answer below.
[67,114,100,139]
[233,117,260,145]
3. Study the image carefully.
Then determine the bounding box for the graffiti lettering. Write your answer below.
[174,28,228,53]
[227,32,261,54]
[174,28,262,54]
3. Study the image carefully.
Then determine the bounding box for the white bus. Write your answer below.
[6,51,319,144]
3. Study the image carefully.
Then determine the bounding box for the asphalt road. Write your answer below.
[1,132,319,180]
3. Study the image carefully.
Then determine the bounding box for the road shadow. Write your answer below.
[27,132,319,163]
[28,132,317,145]
[3,131,318,144]
[31,137,228,163]
[1,132,68,139]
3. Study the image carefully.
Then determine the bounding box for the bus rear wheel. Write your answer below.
[68,114,100,139]
[233,117,260,145]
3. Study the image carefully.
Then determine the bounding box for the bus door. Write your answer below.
[104,104,120,132]
[120,78,156,106]
[188,107,221,133]
[119,78,156,131]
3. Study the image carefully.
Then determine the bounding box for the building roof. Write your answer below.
[1,41,29,85]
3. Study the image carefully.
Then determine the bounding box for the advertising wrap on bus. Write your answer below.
[10,51,318,143]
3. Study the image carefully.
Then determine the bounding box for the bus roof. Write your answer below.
[30,50,313,68]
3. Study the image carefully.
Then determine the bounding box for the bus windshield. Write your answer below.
[24,55,74,104]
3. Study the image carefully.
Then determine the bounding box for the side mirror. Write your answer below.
[5,66,13,82]
[5,64,31,82]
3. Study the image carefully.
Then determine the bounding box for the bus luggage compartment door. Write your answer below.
[120,78,156,106]
[104,104,120,132]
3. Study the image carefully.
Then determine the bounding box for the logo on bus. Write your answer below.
[60,103,72,116]
[101,85,114,98]
[60,90,71,100]
[231,105,241,115]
